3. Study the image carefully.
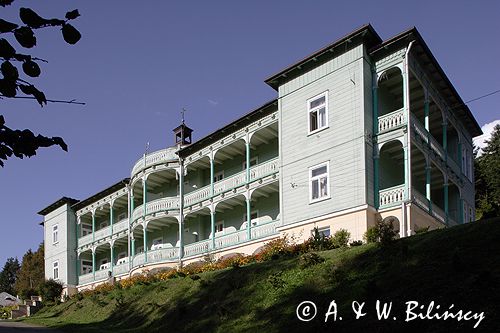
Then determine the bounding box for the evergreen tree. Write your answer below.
[475,124,500,219]
[0,257,20,295]
[14,243,44,298]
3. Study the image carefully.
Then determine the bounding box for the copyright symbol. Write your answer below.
[296,301,317,322]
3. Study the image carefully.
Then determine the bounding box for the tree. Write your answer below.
[0,257,20,295]
[475,124,500,219]
[0,1,81,166]
[14,243,44,298]
[38,279,63,302]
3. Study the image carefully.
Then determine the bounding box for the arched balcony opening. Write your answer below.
[142,216,179,265]
[447,123,460,165]
[428,97,443,145]
[409,71,426,126]
[185,156,210,195]
[78,213,92,239]
[249,122,279,167]
[249,182,280,239]
[93,243,112,281]
[183,207,211,257]
[448,181,461,224]
[146,168,178,201]
[131,181,143,211]
[378,67,403,118]
[213,139,246,182]
[411,143,427,201]
[378,140,405,208]
[94,204,111,233]
[430,162,446,223]
[112,195,128,224]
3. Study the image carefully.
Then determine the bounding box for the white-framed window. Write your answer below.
[81,224,92,237]
[242,157,258,170]
[118,252,127,260]
[215,220,224,233]
[81,260,92,275]
[309,161,330,203]
[244,210,259,226]
[312,227,331,238]
[53,261,59,280]
[213,171,224,183]
[52,225,59,244]
[99,221,108,229]
[117,213,127,221]
[307,91,329,134]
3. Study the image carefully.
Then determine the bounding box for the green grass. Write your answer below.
[25,219,500,332]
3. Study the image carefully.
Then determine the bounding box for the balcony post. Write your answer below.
[178,163,185,261]
[458,142,463,173]
[110,240,114,273]
[246,196,251,240]
[442,119,448,162]
[372,75,378,134]
[403,136,409,201]
[424,90,431,145]
[76,252,80,285]
[210,205,216,250]
[91,210,96,242]
[374,150,379,209]
[92,248,96,281]
[245,140,251,183]
[131,235,135,257]
[444,181,449,226]
[210,153,215,196]
[425,159,432,214]
[143,223,148,263]
[110,201,114,235]
[142,177,147,217]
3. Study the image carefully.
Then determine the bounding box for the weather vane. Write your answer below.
[181,107,187,124]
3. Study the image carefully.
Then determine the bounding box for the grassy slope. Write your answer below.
[26,219,500,332]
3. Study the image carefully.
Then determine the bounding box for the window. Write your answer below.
[215,221,224,233]
[244,210,259,226]
[52,225,59,244]
[81,224,92,236]
[151,237,163,250]
[117,213,127,221]
[100,222,108,229]
[213,171,224,182]
[309,162,330,202]
[242,157,258,170]
[308,91,328,134]
[136,246,144,254]
[81,260,92,274]
[312,227,330,238]
[53,261,59,280]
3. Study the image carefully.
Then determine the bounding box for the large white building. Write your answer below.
[38,25,481,295]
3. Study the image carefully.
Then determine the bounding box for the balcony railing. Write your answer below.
[78,233,93,248]
[94,269,110,282]
[94,225,111,241]
[250,158,279,181]
[412,188,429,211]
[132,196,178,222]
[131,148,178,176]
[132,253,145,267]
[215,229,248,249]
[146,247,179,264]
[213,172,246,195]
[78,272,94,285]
[184,239,211,257]
[251,220,280,239]
[112,263,129,276]
[113,218,128,234]
[379,184,405,208]
[184,185,210,207]
[378,108,405,133]
[432,204,446,223]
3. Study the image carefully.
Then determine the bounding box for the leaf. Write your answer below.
[14,26,37,48]
[0,78,17,97]
[65,9,80,20]
[0,19,18,33]
[18,83,46,106]
[1,60,19,80]
[19,7,48,29]
[22,59,41,77]
[0,38,16,59]
[0,0,14,7]
[61,23,81,44]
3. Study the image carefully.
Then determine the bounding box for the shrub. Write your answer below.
[306,227,333,251]
[256,236,295,261]
[331,229,350,248]
[415,225,430,234]
[363,217,397,245]
[298,252,325,269]
[363,226,378,243]
[267,271,286,289]
[349,240,363,247]
[38,279,63,302]
[93,282,114,295]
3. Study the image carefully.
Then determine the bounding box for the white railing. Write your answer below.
[184,239,211,257]
[94,225,111,241]
[412,188,429,211]
[78,272,94,285]
[429,135,445,160]
[146,196,179,215]
[132,205,143,221]
[214,172,246,195]
[250,158,279,181]
[432,204,446,223]
[215,229,248,249]
[78,233,93,247]
[251,220,280,239]
[184,185,210,206]
[411,115,429,144]
[146,247,179,264]
[378,108,405,133]
[132,254,145,267]
[379,185,405,207]
[112,263,129,276]
[113,219,128,234]
[131,148,178,176]
[94,269,110,282]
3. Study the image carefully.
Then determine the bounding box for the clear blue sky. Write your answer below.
[1,1,499,265]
